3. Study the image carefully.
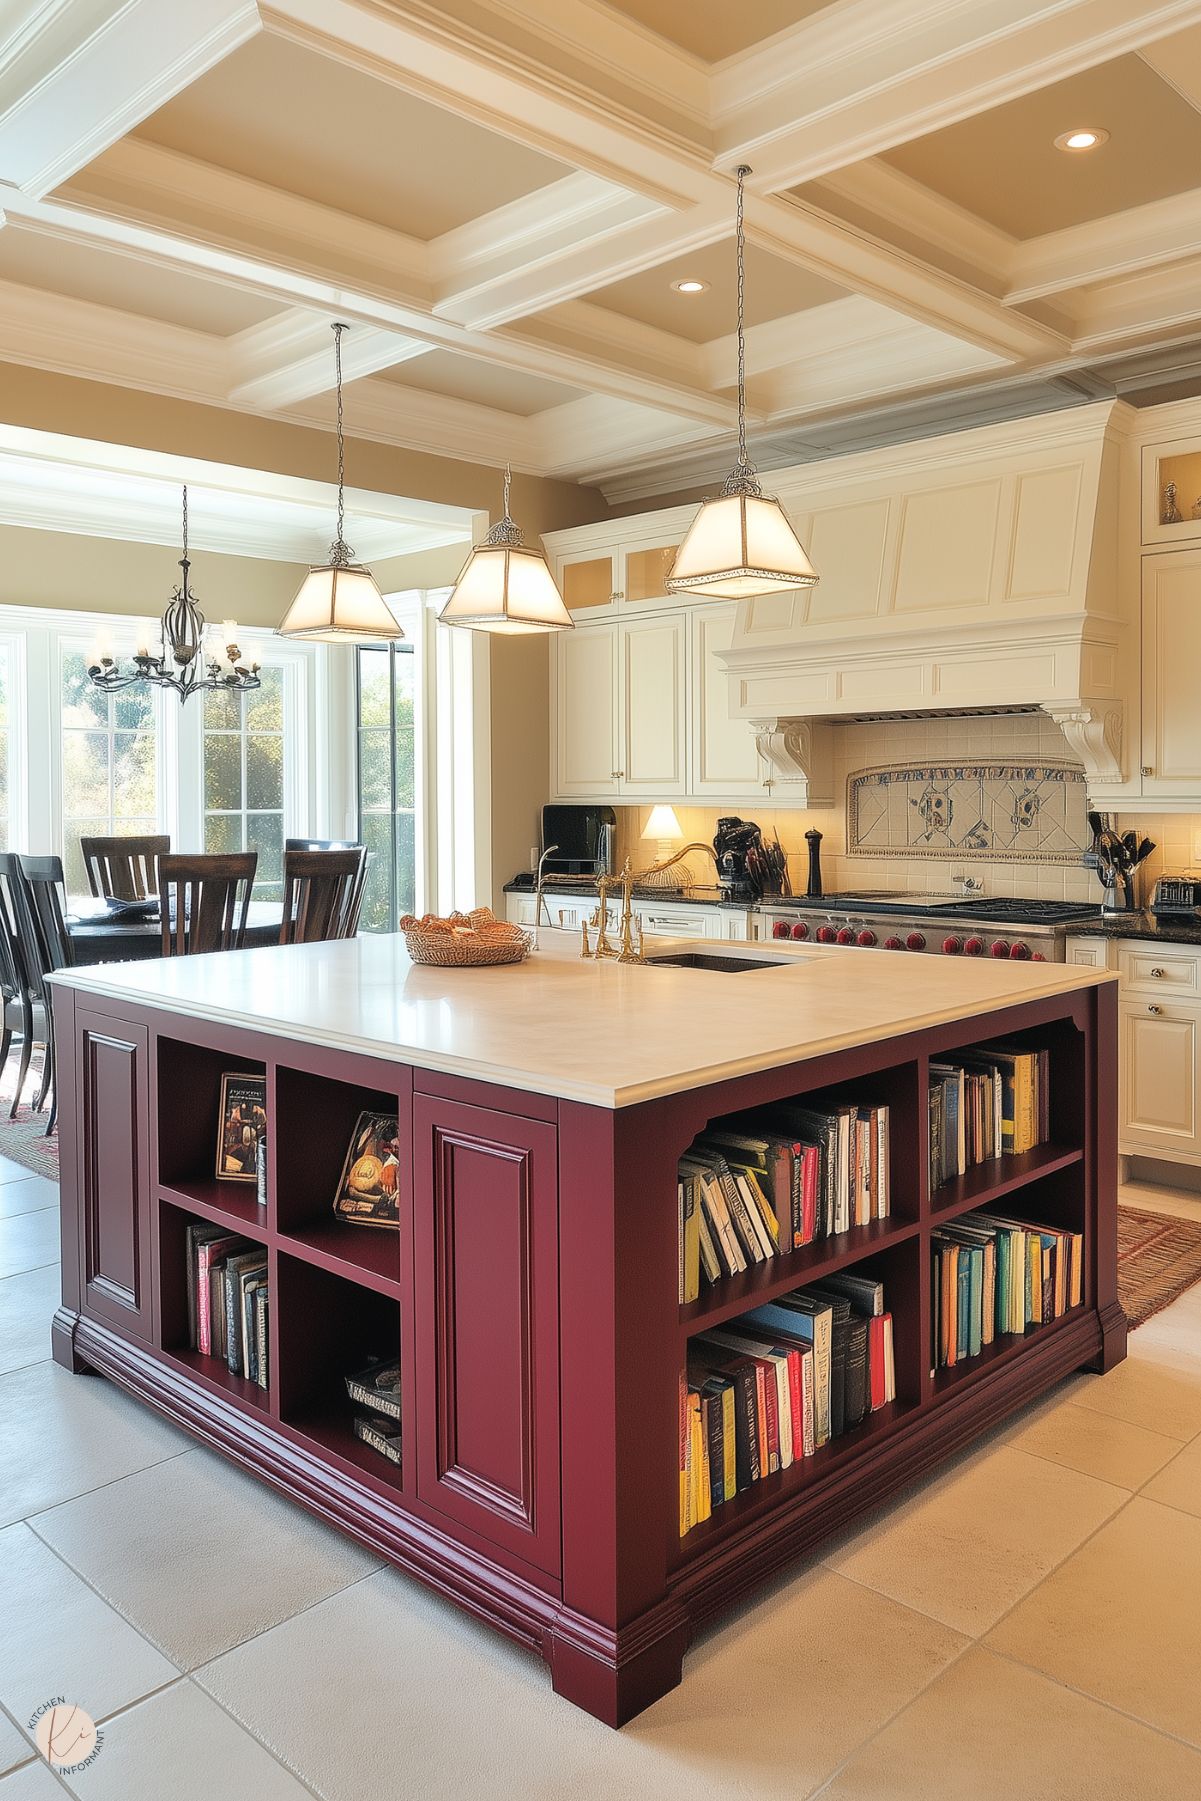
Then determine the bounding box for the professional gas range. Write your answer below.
[758,892,1104,962]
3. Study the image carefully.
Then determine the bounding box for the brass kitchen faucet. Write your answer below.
[582,844,719,964]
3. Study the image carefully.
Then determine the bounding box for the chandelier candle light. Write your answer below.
[666,166,818,599]
[87,486,261,703]
[277,323,404,642]
[439,463,574,633]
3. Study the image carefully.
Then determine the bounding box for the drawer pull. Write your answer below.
[1148,1003,1163,1015]
[1150,967,1166,978]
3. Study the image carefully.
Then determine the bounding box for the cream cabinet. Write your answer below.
[690,603,768,799]
[1141,548,1201,797]
[552,615,687,801]
[1119,998,1201,1161]
[551,608,766,805]
[551,532,683,621]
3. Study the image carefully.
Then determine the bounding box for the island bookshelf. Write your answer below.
[51,977,1122,1727]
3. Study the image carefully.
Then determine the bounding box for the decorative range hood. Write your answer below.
[718,402,1130,805]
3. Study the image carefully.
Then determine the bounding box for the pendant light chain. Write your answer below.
[330,322,353,566]
[722,166,761,500]
[484,458,524,548]
[181,483,188,562]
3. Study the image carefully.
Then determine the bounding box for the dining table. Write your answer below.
[67,899,286,965]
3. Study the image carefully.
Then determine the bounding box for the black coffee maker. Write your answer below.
[713,816,764,903]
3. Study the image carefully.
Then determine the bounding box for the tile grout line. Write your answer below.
[19,1443,195,1539]
[0,1694,83,1799]
[982,1643,1201,1759]
[182,1674,330,1801]
[0,1354,55,1380]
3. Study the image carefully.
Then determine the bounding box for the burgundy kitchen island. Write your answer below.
[50,933,1125,1725]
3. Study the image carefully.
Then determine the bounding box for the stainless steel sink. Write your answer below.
[641,951,793,973]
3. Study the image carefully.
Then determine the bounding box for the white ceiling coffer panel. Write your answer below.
[720,402,1133,787]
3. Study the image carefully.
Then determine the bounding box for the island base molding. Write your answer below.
[49,979,1123,1726]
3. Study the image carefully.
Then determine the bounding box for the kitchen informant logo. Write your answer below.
[28,1699,103,1772]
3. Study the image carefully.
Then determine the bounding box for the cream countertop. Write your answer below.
[51,930,1114,1110]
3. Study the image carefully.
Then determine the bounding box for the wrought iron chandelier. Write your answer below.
[666,166,818,598]
[87,486,261,703]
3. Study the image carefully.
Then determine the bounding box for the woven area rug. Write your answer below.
[0,1048,59,1181]
[1117,1205,1201,1330]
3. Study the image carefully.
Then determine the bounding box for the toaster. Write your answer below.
[1151,873,1201,917]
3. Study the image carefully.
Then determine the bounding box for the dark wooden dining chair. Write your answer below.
[280,847,366,945]
[15,855,74,1134]
[158,852,257,956]
[0,856,44,1119]
[80,833,170,901]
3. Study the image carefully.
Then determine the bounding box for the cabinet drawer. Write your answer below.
[1118,945,1201,995]
[636,906,720,939]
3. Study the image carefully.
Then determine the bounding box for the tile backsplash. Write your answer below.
[615,714,1198,907]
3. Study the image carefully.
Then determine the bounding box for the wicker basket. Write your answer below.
[400,909,533,968]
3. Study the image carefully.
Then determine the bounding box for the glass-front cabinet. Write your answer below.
[1143,434,1201,546]
[552,532,682,619]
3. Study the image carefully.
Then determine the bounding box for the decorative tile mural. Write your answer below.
[847,763,1090,863]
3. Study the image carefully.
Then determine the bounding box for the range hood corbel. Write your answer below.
[752,718,834,808]
[1042,701,1124,787]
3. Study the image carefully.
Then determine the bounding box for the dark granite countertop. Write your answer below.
[503,879,759,909]
[1064,911,1201,945]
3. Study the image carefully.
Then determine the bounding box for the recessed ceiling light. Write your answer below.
[1054,127,1109,152]
[672,278,709,294]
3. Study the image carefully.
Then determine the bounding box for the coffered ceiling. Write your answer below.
[4,0,1201,506]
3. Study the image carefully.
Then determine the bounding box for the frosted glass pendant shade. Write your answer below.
[666,490,818,599]
[277,563,404,642]
[439,542,574,635]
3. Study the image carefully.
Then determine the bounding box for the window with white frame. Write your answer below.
[0,645,12,850]
[356,641,418,930]
[59,645,158,894]
[202,666,288,899]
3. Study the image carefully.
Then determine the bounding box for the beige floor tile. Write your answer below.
[31,1448,380,1670]
[0,1210,59,1279]
[822,1646,1201,1801]
[0,1363,188,1528]
[0,1713,32,1779]
[1001,1387,1183,1488]
[55,1680,312,1801]
[0,1761,62,1800]
[1142,1435,1201,1518]
[0,1179,57,1221]
[1071,1346,1201,1438]
[1121,1179,1201,1222]
[1129,1291,1201,1368]
[0,1157,46,1189]
[827,1444,1126,1635]
[0,1523,176,1735]
[0,1267,57,1376]
[987,1496,1201,1747]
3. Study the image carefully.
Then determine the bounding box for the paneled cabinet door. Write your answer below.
[412,1096,561,1577]
[690,603,766,797]
[75,1009,153,1339]
[553,623,619,796]
[1141,549,1201,796]
[620,613,687,797]
[1119,998,1201,1161]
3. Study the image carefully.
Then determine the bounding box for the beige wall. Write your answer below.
[0,363,610,901]
[0,521,305,625]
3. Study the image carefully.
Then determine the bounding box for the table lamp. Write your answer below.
[640,804,691,890]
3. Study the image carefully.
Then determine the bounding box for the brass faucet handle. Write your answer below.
[580,918,591,958]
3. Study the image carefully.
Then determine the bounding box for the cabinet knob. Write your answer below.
[610,591,624,601]
[1150,967,1165,978]
[1148,1003,1163,1015]
[1142,765,1154,776]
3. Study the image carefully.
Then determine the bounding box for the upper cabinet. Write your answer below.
[549,530,682,621]
[1141,548,1201,796]
[691,603,764,797]
[1142,435,1201,548]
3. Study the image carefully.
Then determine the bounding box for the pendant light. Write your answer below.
[666,167,818,599]
[278,323,404,642]
[438,463,574,634]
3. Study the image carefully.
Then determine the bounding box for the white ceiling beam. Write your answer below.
[531,392,718,482]
[226,309,432,408]
[812,161,1016,290]
[0,0,261,197]
[713,0,1201,190]
[1007,188,1201,304]
[1069,257,1201,355]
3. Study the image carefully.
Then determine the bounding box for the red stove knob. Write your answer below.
[883,935,905,950]
[836,926,856,945]
[964,936,985,956]
[906,931,927,952]
[816,925,838,944]
[1030,950,1047,961]
[990,940,1010,958]
[1009,941,1031,960]
[772,921,790,939]
[942,935,963,955]
[857,928,877,947]
[791,921,810,940]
